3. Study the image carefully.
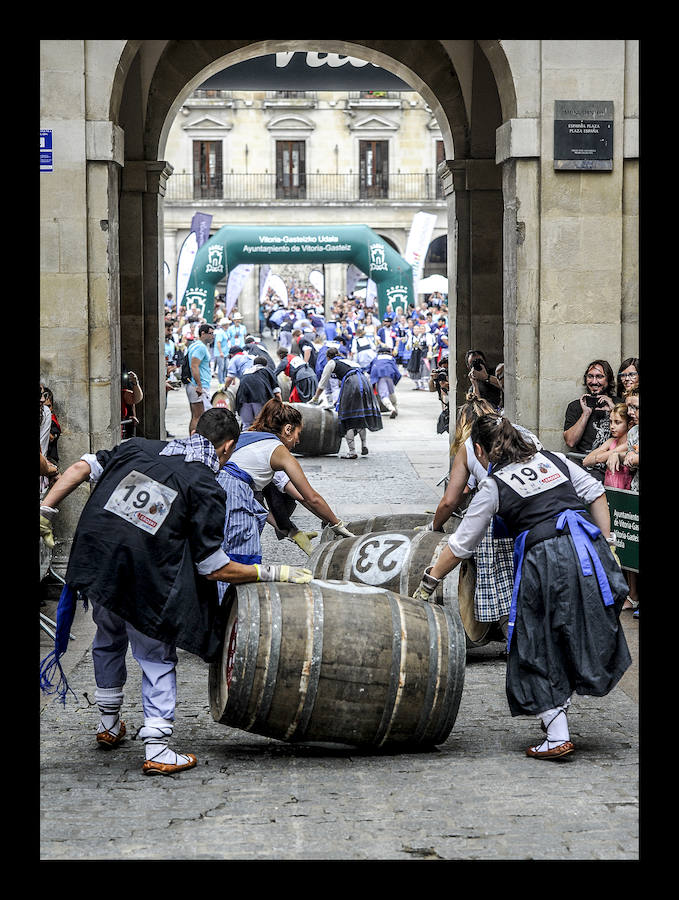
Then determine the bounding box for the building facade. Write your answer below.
[162,85,448,321]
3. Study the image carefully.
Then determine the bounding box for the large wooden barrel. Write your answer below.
[208,580,466,748]
[288,402,342,456]
[320,513,457,542]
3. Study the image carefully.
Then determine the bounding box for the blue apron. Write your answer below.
[506,508,615,652]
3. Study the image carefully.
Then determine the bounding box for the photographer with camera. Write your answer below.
[563,360,621,474]
[429,357,450,433]
[466,350,502,409]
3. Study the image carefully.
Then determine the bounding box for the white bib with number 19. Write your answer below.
[493,453,568,498]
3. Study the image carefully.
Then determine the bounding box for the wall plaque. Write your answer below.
[554,100,613,170]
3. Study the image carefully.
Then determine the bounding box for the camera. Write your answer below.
[471,359,485,371]
[585,394,600,408]
[432,367,448,383]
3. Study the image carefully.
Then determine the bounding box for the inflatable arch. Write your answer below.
[184,225,414,322]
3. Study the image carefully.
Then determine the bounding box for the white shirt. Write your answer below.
[229,438,282,491]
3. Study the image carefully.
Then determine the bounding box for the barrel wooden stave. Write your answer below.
[288,402,342,456]
[320,513,456,542]
[209,580,465,749]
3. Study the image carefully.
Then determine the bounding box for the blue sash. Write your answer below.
[228,552,262,565]
[506,508,614,653]
[39,584,83,705]
[235,430,280,450]
[221,461,255,489]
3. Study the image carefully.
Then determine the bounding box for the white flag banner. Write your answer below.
[259,265,272,305]
[225,264,254,316]
[175,231,199,313]
[267,273,289,307]
[404,211,437,296]
[366,279,377,308]
[309,268,324,295]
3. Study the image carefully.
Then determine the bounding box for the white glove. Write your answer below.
[308,396,322,406]
[255,564,313,584]
[414,521,434,532]
[328,520,355,538]
[412,566,442,604]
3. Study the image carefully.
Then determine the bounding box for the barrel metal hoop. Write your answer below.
[227,585,260,727]
[284,581,324,742]
[411,600,444,744]
[430,605,466,745]
[249,582,283,733]
[374,592,407,747]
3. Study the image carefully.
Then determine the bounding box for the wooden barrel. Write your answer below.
[312,525,492,649]
[288,402,342,456]
[208,580,466,749]
[320,513,457,543]
[211,388,236,411]
[309,529,457,603]
[456,556,491,648]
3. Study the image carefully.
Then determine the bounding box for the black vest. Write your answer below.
[332,358,360,380]
[490,449,587,540]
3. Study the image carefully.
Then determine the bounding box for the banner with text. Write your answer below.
[186,225,413,323]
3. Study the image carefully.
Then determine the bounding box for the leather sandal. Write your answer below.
[142,753,197,776]
[525,740,575,760]
[96,720,126,749]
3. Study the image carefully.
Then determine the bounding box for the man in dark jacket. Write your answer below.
[235,356,282,427]
[39,408,311,776]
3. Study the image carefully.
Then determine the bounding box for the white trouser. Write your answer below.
[91,602,178,722]
[345,428,366,453]
[376,376,397,411]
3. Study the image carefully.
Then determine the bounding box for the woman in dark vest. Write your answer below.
[413,414,631,760]
[309,346,383,459]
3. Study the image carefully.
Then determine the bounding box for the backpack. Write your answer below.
[180,348,193,384]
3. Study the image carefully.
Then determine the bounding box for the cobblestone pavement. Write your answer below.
[40,348,639,860]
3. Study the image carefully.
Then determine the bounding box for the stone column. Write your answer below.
[439,158,503,408]
[119,160,173,438]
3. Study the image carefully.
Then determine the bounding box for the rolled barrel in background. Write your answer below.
[209,580,465,749]
[288,402,342,456]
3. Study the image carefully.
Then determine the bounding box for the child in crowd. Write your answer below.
[582,404,632,490]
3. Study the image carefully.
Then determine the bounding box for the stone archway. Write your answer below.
[112,39,509,432]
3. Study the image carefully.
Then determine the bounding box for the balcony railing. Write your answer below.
[165,172,444,203]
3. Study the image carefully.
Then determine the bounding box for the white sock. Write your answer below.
[95,686,124,735]
[140,717,192,766]
[534,700,571,751]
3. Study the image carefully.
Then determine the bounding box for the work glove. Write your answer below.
[606,534,622,568]
[255,564,313,584]
[326,520,355,539]
[412,566,442,604]
[288,530,318,556]
[40,505,58,549]
[308,396,322,406]
[414,521,435,532]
